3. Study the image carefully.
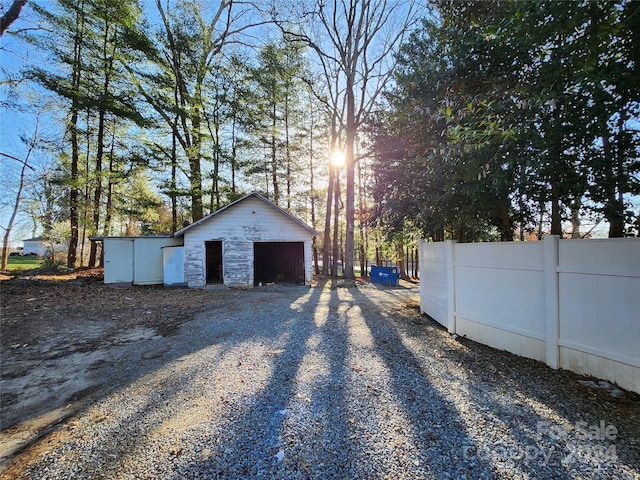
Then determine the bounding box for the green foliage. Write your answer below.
[370,0,639,241]
[241,40,310,207]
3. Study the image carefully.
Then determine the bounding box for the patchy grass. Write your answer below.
[2,256,44,271]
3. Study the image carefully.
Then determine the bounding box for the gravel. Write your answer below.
[2,281,639,479]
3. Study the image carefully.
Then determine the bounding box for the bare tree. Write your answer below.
[276,0,417,278]
[1,118,37,270]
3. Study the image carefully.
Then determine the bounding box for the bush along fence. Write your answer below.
[419,236,640,394]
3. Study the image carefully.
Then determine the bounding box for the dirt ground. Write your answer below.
[1,267,392,470]
[0,267,243,466]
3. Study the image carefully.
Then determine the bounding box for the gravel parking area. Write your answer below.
[2,280,639,479]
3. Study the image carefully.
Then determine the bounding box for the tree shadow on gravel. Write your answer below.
[171,279,395,479]
[348,286,501,479]
[173,282,495,479]
[0,286,315,477]
[169,280,331,478]
[442,328,640,478]
[361,285,640,479]
[170,281,497,479]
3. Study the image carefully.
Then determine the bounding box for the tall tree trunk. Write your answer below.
[332,168,341,277]
[344,80,356,280]
[171,119,178,232]
[322,171,334,276]
[600,122,625,237]
[537,200,545,240]
[406,244,410,276]
[285,91,292,209]
[67,2,86,268]
[570,200,581,239]
[500,201,514,241]
[607,114,627,237]
[189,100,204,221]
[102,128,116,267]
[205,98,221,211]
[396,240,406,278]
[322,128,339,276]
[271,101,279,205]
[309,108,319,275]
[549,146,563,237]
[80,111,91,267]
[231,110,237,195]
[213,120,220,209]
[89,17,114,265]
[357,156,367,277]
[103,124,116,238]
[68,116,80,267]
[550,179,562,236]
[171,83,180,232]
[89,108,105,265]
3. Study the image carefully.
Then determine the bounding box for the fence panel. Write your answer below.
[454,242,546,362]
[558,239,640,390]
[419,237,640,394]
[419,240,449,328]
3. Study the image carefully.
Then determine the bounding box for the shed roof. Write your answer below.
[174,192,320,237]
[89,235,173,241]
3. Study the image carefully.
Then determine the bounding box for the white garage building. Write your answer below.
[96,193,319,288]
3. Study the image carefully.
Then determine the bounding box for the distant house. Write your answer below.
[22,236,68,257]
[95,192,320,287]
[22,237,47,256]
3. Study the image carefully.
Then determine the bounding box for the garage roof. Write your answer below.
[173,192,321,238]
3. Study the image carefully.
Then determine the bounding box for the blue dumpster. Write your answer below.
[370,265,399,286]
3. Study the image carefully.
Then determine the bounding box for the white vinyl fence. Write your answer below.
[419,236,640,394]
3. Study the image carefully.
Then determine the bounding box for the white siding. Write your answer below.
[183,196,314,287]
[103,237,181,285]
[133,237,182,285]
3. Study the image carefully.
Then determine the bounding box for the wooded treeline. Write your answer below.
[370,0,639,242]
[2,1,332,269]
[2,0,638,276]
[2,0,418,276]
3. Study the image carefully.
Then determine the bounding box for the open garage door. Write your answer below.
[254,242,304,285]
[206,241,223,284]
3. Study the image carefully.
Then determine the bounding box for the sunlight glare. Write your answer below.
[330,150,346,168]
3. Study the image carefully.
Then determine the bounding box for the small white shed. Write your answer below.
[175,192,319,288]
[97,236,182,285]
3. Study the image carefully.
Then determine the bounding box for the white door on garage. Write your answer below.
[103,239,134,284]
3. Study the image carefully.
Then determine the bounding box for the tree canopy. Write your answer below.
[370,0,639,241]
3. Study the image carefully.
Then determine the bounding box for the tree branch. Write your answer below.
[0,0,27,37]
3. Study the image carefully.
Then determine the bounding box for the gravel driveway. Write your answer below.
[2,281,639,479]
